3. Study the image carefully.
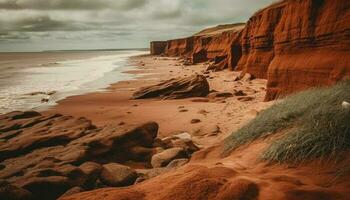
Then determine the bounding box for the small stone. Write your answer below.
[100,163,137,187]
[191,119,201,124]
[234,90,247,96]
[151,148,188,168]
[237,96,255,101]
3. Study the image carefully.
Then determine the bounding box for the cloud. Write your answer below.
[0,0,278,51]
[0,0,147,10]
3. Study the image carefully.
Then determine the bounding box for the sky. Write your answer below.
[0,0,277,52]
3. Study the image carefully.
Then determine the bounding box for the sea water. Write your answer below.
[0,50,147,114]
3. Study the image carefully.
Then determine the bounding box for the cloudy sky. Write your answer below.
[0,0,276,52]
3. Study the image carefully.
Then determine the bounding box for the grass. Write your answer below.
[224,80,350,163]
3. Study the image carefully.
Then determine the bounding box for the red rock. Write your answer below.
[150,0,350,101]
[132,75,210,100]
[239,0,350,100]
[0,111,160,199]
[151,147,188,168]
[100,163,137,187]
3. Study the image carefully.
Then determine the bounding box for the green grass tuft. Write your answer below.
[224,80,350,163]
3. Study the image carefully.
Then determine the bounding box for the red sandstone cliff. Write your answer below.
[151,0,350,100]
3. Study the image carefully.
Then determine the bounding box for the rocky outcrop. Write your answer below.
[99,163,137,187]
[0,111,201,199]
[132,75,210,99]
[0,111,159,200]
[163,24,244,69]
[240,0,350,100]
[151,0,350,100]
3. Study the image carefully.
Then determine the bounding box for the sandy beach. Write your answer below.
[47,55,272,148]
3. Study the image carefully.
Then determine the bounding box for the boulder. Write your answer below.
[132,75,210,100]
[100,163,138,187]
[162,133,200,154]
[57,165,88,188]
[79,162,102,189]
[151,147,188,168]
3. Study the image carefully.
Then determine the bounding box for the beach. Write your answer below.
[47,54,272,148]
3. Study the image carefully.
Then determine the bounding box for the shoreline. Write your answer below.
[0,50,147,114]
[46,54,272,147]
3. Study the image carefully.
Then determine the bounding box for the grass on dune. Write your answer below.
[224,80,350,163]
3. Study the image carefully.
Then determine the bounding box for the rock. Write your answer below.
[171,132,192,141]
[166,158,189,168]
[0,111,160,197]
[162,133,200,154]
[19,176,70,200]
[233,90,247,96]
[57,165,88,188]
[151,147,188,168]
[237,96,255,102]
[191,119,201,124]
[128,146,154,162]
[151,0,350,101]
[0,111,96,161]
[100,163,137,187]
[79,162,102,189]
[342,101,350,109]
[59,187,83,199]
[132,75,210,100]
[0,183,33,200]
[84,121,159,158]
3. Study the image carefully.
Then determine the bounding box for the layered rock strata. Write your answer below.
[151,0,350,100]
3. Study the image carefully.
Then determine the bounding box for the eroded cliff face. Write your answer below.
[151,0,350,101]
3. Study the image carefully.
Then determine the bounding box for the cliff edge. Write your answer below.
[151,0,350,101]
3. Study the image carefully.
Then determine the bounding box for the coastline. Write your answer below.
[46,54,272,147]
[0,50,147,114]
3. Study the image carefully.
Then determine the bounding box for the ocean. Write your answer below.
[0,49,148,114]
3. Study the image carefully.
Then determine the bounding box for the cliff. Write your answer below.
[151,0,350,100]
[150,41,167,55]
